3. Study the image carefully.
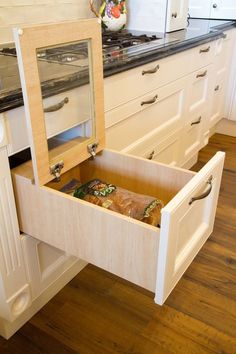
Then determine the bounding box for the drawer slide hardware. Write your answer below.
[50,161,64,182]
[196,70,207,78]
[44,97,69,113]
[142,65,159,76]
[87,142,99,158]
[191,116,202,126]
[141,95,158,106]
[199,46,210,53]
[189,175,213,205]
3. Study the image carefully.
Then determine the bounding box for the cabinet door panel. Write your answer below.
[166,0,189,32]
[211,0,236,19]
[189,0,211,18]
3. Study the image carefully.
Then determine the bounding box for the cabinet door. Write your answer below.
[210,0,236,19]
[166,0,189,32]
[188,0,211,18]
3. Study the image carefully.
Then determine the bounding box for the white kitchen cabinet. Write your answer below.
[188,0,212,18]
[208,32,234,129]
[12,19,224,308]
[189,0,236,19]
[180,65,213,165]
[105,42,215,166]
[166,0,189,32]
[127,0,189,33]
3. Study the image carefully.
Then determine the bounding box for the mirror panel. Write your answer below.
[36,40,94,156]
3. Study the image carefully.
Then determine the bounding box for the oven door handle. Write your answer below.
[44,97,69,113]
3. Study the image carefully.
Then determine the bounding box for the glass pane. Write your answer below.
[36,40,94,157]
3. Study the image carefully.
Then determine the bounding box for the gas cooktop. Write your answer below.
[0,31,174,68]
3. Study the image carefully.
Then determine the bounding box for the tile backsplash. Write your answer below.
[0,0,99,44]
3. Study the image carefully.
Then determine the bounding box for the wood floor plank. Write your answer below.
[142,305,236,354]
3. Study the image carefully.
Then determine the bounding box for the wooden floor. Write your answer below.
[1,133,236,354]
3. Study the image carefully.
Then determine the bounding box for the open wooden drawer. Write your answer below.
[12,20,225,305]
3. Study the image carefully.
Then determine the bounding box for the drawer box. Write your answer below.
[12,149,224,304]
[13,19,224,306]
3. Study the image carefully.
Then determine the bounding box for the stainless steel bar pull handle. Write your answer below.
[189,175,213,205]
[141,95,158,106]
[196,70,207,78]
[191,116,202,126]
[142,65,159,75]
[199,46,210,53]
[44,97,69,113]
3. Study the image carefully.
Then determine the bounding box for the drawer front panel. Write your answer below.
[124,129,182,167]
[155,151,225,305]
[106,78,187,151]
[104,43,214,112]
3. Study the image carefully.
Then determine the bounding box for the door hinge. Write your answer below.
[50,161,64,182]
[87,142,99,158]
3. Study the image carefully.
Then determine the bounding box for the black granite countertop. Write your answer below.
[0,18,235,113]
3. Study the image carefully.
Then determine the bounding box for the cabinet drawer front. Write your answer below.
[123,129,182,167]
[104,44,214,112]
[106,78,187,151]
[155,151,225,305]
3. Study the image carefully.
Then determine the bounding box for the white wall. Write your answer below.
[0,0,99,44]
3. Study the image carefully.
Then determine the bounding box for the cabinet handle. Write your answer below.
[215,85,220,91]
[189,175,213,205]
[199,46,210,53]
[44,97,69,113]
[147,150,155,160]
[191,116,202,126]
[141,94,158,106]
[196,70,207,78]
[222,33,227,39]
[212,3,217,8]
[172,12,178,18]
[142,65,160,75]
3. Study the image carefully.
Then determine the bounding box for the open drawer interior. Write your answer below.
[12,149,193,290]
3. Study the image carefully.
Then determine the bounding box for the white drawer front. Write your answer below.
[156,151,225,304]
[106,76,187,151]
[104,43,214,112]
